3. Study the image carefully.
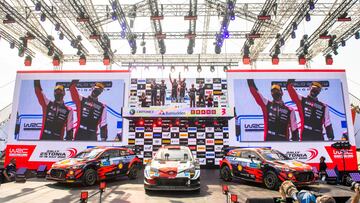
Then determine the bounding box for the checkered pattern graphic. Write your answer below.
[128,78,228,108]
[127,119,229,166]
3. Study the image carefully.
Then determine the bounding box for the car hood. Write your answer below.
[52,158,89,169]
[272,160,312,171]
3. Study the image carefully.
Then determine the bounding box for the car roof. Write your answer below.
[86,146,131,151]
[231,148,271,153]
[160,145,189,150]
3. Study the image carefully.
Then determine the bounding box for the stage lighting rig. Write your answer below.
[197,65,202,73]
[79,54,86,65]
[24,56,32,66]
[148,0,166,54]
[325,54,333,65]
[10,42,15,49]
[186,0,197,55]
[214,0,236,54]
[210,65,215,72]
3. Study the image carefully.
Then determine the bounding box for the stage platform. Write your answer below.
[0,169,355,203]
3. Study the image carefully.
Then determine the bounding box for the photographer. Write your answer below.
[351,182,360,203]
[279,181,336,203]
[2,158,16,183]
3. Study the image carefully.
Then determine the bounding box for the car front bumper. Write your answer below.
[144,177,200,191]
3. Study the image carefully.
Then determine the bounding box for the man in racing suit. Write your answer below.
[34,80,73,140]
[247,79,299,141]
[287,80,334,141]
[70,80,108,141]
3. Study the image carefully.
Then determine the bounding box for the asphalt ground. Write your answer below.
[0,169,356,203]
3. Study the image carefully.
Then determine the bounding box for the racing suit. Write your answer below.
[287,81,334,141]
[248,80,299,141]
[34,81,73,140]
[70,82,107,141]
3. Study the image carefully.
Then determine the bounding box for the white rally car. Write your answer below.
[144,145,201,192]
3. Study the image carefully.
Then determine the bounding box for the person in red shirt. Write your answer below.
[69,80,107,141]
[247,79,299,141]
[287,80,334,141]
[34,80,73,140]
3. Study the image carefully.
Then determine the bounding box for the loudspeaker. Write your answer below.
[15,167,28,183]
[36,165,47,178]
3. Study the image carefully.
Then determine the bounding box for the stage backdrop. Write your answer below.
[227,70,357,170]
[5,71,130,169]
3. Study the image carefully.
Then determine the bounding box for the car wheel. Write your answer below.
[263,171,279,190]
[82,168,97,186]
[128,164,139,180]
[145,188,152,195]
[220,165,232,182]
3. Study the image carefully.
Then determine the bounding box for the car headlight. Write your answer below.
[149,167,158,176]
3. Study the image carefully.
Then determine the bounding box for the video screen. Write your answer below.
[128,77,228,108]
[15,79,125,141]
[234,79,347,142]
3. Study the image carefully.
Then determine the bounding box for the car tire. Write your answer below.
[145,189,152,195]
[82,168,98,186]
[128,164,139,180]
[263,171,279,190]
[220,165,232,182]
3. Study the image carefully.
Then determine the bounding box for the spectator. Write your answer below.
[159,80,167,106]
[207,93,213,107]
[188,84,197,108]
[198,82,205,107]
[319,156,327,181]
[279,180,336,203]
[3,158,16,182]
[140,92,147,107]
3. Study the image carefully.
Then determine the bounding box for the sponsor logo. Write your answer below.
[23,122,42,131]
[67,148,77,158]
[215,146,223,152]
[206,139,214,145]
[9,147,29,157]
[144,133,152,138]
[144,139,153,145]
[129,109,136,115]
[128,139,135,144]
[197,133,205,139]
[162,133,171,138]
[191,109,217,115]
[153,133,162,138]
[332,149,354,159]
[171,139,179,145]
[244,123,264,132]
[286,148,319,161]
[135,139,144,145]
[144,145,153,151]
[162,139,171,144]
[40,150,66,159]
[188,127,197,132]
[180,133,188,138]
[214,139,223,145]
[153,139,162,145]
[206,152,215,157]
[197,146,206,151]
[188,139,197,145]
[198,158,206,165]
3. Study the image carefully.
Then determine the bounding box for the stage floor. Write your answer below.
[0,169,355,203]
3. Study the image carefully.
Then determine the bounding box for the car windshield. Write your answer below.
[260,150,290,161]
[154,148,192,161]
[75,149,103,159]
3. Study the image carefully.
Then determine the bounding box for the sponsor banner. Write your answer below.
[197,133,206,139]
[162,133,171,139]
[153,127,162,133]
[171,139,180,145]
[188,138,197,145]
[123,107,234,118]
[233,78,348,142]
[144,145,153,151]
[206,139,215,145]
[144,133,153,138]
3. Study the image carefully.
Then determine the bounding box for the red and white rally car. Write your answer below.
[144,145,201,192]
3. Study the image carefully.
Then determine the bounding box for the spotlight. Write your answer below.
[309,0,315,10]
[230,12,235,21]
[341,39,346,47]
[292,22,297,30]
[52,55,60,66]
[215,45,221,54]
[103,55,111,66]
[325,54,333,65]
[138,118,144,126]
[3,14,15,24]
[171,65,175,72]
[10,41,15,49]
[223,65,228,72]
[18,46,25,57]
[111,1,117,10]
[223,30,229,39]
[111,12,117,20]
[333,48,338,55]
[272,55,279,65]
[197,65,202,73]
[80,191,88,203]
[157,118,162,126]
[47,47,54,56]
[40,13,46,22]
[79,54,86,65]
[184,65,189,72]
[230,194,238,203]
[35,2,42,11]
[59,32,64,40]
[77,49,82,56]
[24,56,32,66]
[55,23,61,31]
[120,31,125,39]
[291,31,296,39]
[298,55,306,65]
[213,119,219,126]
[144,65,149,70]
[175,118,180,126]
[243,55,251,65]
[355,31,360,40]
[305,13,311,21]
[210,65,215,72]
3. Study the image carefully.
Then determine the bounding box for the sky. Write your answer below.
[1,0,360,110]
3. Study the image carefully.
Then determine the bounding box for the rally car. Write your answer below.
[144,145,200,192]
[220,147,316,190]
[47,146,141,186]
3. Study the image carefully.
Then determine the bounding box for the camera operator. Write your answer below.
[350,182,360,203]
[279,181,336,203]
